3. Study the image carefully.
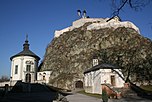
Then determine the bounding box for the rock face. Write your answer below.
[40,17,152,89]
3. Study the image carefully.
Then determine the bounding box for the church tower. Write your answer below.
[10,36,40,83]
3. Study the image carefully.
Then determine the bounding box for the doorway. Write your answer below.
[75,81,83,88]
[25,73,31,83]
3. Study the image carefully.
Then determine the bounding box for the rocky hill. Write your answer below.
[40,17,152,89]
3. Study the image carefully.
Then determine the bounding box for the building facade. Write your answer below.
[10,37,40,83]
[84,59,124,94]
[37,71,52,83]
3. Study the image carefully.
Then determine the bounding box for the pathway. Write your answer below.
[66,93,152,102]
[66,93,101,102]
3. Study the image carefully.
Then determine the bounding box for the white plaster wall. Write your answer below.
[100,69,124,86]
[54,18,140,38]
[86,73,90,86]
[54,18,107,38]
[84,68,124,94]
[0,80,19,87]
[101,72,111,84]
[100,69,111,73]
[11,57,22,81]
[114,69,125,87]
[92,70,102,94]
[54,27,73,37]
[11,56,38,83]
[72,18,107,28]
[87,21,140,33]
[0,81,10,87]
[84,73,93,93]
[115,74,124,87]
[37,71,52,83]
[84,74,88,86]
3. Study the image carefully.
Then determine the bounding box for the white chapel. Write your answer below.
[84,57,125,94]
[10,36,40,83]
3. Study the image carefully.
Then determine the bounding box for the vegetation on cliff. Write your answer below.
[40,22,152,89]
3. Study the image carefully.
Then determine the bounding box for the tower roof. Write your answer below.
[10,36,40,61]
[84,63,119,74]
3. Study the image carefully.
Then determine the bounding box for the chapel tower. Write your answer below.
[10,36,40,83]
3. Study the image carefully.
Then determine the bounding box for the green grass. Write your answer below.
[140,85,152,92]
[77,90,102,99]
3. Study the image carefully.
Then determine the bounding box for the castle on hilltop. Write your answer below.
[54,16,140,38]
[0,16,142,95]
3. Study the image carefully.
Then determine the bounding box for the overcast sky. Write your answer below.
[0,0,152,77]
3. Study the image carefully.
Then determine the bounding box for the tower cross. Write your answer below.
[26,34,28,41]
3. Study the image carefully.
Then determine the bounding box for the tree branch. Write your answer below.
[112,0,152,16]
[113,0,128,16]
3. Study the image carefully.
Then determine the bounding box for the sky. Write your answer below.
[0,0,152,78]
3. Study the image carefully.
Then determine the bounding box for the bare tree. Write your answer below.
[111,0,152,16]
[0,75,9,82]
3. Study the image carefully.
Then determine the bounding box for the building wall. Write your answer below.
[54,17,140,38]
[11,56,38,83]
[84,68,124,94]
[11,57,22,81]
[37,71,52,83]
[114,69,124,87]
[92,70,102,94]
[84,73,93,93]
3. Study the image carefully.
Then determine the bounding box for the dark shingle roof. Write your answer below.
[10,39,40,61]
[84,63,119,74]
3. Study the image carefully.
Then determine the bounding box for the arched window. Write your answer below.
[25,73,31,83]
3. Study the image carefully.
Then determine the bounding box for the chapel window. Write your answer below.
[26,65,31,72]
[15,65,18,74]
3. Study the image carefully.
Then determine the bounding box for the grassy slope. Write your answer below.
[140,85,152,92]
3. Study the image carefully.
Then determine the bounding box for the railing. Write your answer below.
[102,84,122,99]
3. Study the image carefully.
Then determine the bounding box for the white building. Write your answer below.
[54,16,140,38]
[10,37,40,83]
[84,58,124,94]
[37,71,52,83]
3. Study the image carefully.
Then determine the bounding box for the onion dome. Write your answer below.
[10,36,40,61]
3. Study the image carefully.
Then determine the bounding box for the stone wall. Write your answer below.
[54,17,140,38]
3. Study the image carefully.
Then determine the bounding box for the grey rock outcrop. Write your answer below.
[40,18,152,89]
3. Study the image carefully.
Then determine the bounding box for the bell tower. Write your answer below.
[92,55,99,66]
[10,35,40,83]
